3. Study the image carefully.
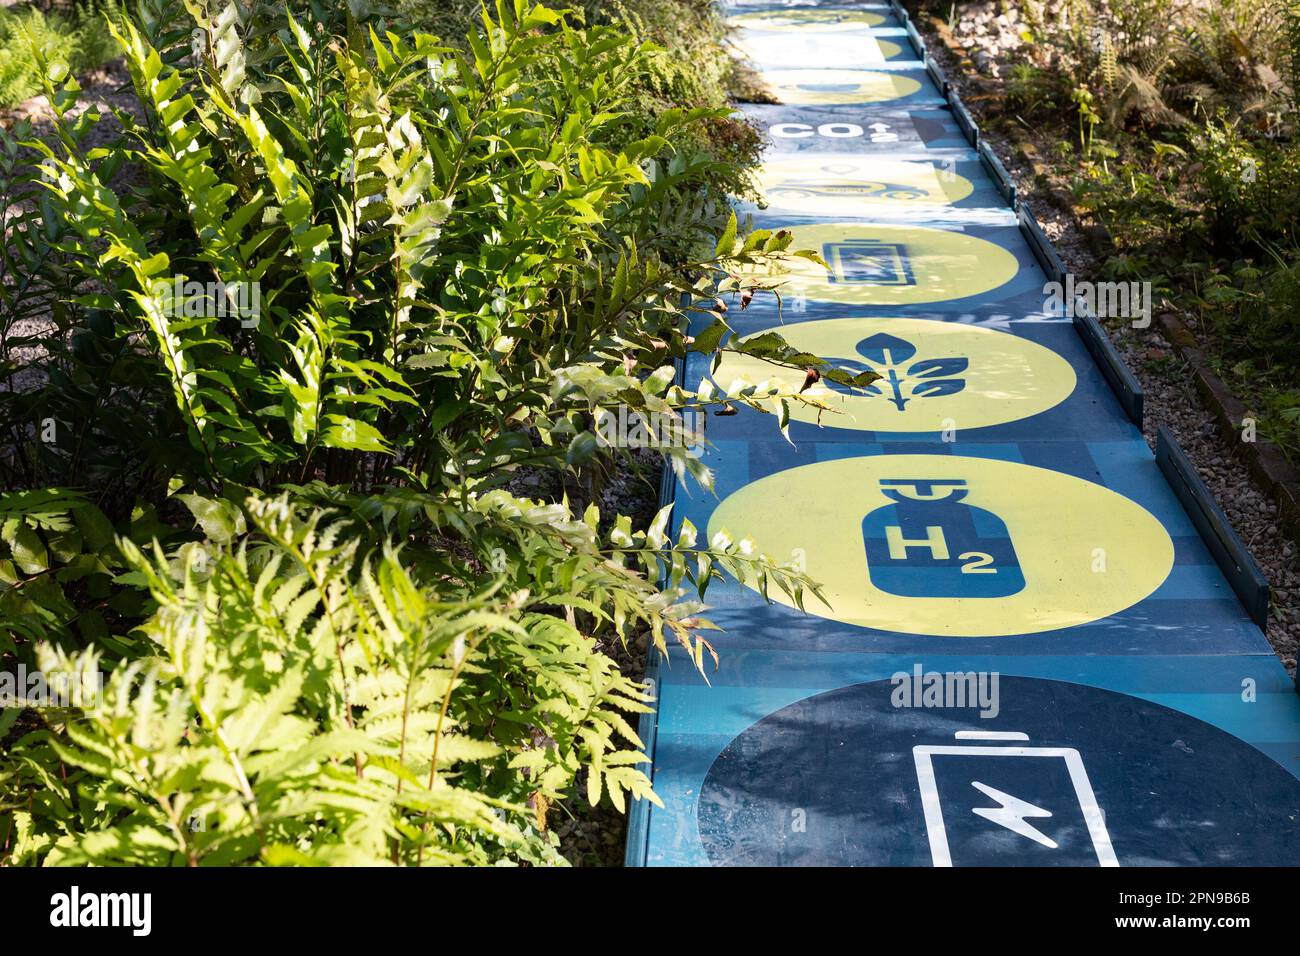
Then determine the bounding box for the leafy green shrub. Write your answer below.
[1005,63,1061,117]
[588,0,765,203]
[20,0,823,495]
[406,0,762,207]
[1189,117,1300,244]
[0,0,841,865]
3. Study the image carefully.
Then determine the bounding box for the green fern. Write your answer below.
[0,3,120,109]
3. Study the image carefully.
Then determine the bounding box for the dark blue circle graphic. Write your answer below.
[698,676,1300,866]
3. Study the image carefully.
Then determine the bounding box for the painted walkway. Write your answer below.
[626,0,1300,867]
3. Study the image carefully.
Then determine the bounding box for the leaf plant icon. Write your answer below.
[826,333,967,411]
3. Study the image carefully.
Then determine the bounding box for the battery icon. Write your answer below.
[912,731,1118,867]
[824,239,916,286]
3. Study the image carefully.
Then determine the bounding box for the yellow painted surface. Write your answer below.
[711,318,1076,431]
[708,455,1174,637]
[758,157,975,214]
[766,222,1020,305]
[730,9,886,31]
[761,69,923,105]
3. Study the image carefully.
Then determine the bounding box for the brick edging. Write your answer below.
[1156,313,1300,541]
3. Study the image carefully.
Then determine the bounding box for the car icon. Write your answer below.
[769,180,928,201]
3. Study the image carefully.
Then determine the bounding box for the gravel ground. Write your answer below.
[924,0,1300,674]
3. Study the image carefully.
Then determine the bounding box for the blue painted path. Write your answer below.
[627,0,1300,867]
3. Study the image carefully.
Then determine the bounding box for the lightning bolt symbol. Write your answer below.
[970,781,1057,849]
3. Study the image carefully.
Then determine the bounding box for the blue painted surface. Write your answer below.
[747,105,977,155]
[632,1,1300,867]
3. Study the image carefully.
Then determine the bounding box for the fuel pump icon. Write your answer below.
[862,478,1025,598]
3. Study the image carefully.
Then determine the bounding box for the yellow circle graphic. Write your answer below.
[708,455,1174,637]
[769,223,1020,305]
[762,69,922,105]
[878,38,904,60]
[731,9,885,31]
[712,318,1077,432]
[738,35,904,64]
[758,158,974,214]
